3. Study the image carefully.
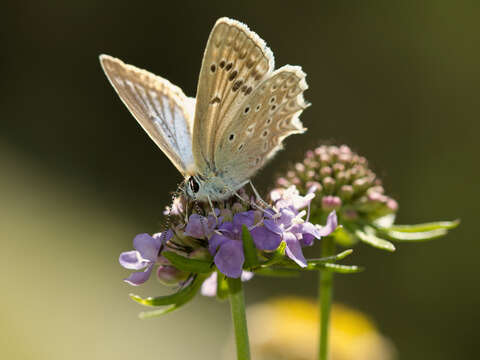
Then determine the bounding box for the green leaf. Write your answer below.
[254,267,301,277]
[386,220,460,232]
[355,229,395,252]
[130,273,207,307]
[242,225,259,268]
[162,251,212,273]
[216,270,230,300]
[139,305,178,319]
[318,263,364,274]
[260,241,286,267]
[385,228,449,242]
[306,249,353,264]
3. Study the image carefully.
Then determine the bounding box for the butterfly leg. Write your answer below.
[249,180,270,210]
[233,190,272,216]
[207,195,219,223]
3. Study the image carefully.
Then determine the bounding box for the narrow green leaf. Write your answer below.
[130,274,207,307]
[355,229,395,252]
[307,249,353,265]
[319,263,364,274]
[385,228,448,242]
[242,225,259,268]
[386,220,460,233]
[216,270,230,300]
[163,251,212,273]
[139,305,177,319]
[260,241,286,267]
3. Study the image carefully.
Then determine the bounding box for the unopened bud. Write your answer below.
[322,195,342,212]
[232,202,245,214]
[322,176,336,193]
[157,265,189,286]
[339,185,354,200]
[220,208,233,222]
[276,177,290,187]
[295,163,305,172]
[320,167,332,177]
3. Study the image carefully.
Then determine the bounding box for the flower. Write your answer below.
[251,186,337,267]
[119,231,172,286]
[209,211,255,278]
[274,145,398,248]
[276,145,398,222]
[184,211,221,239]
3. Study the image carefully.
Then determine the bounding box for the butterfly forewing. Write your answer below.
[192,17,275,173]
[213,65,308,187]
[100,55,195,175]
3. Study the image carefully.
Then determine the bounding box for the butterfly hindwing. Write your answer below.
[214,66,308,188]
[100,55,195,175]
[192,17,275,173]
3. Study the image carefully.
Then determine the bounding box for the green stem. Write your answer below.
[319,236,335,360]
[227,277,251,360]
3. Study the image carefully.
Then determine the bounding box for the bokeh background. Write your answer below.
[1,1,478,359]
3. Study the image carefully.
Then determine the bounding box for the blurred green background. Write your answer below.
[1,1,478,359]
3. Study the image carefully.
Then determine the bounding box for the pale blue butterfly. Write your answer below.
[100,17,309,204]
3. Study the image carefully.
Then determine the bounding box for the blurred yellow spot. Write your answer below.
[243,297,396,360]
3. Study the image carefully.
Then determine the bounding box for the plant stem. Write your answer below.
[319,236,335,360]
[228,277,251,360]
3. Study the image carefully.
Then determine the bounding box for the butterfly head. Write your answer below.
[184,174,234,202]
[184,175,207,201]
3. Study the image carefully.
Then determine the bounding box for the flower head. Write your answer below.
[274,145,398,247]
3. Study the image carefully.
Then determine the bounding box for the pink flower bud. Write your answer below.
[157,265,189,286]
[322,195,342,211]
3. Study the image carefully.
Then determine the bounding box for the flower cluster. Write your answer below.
[274,145,458,250]
[275,145,398,222]
[119,187,337,287]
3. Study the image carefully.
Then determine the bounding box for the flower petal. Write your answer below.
[263,219,283,235]
[284,232,307,267]
[133,233,162,262]
[123,264,153,286]
[241,271,254,282]
[209,233,230,255]
[200,272,218,297]
[184,214,208,238]
[153,229,173,244]
[119,250,147,270]
[317,211,338,237]
[250,226,282,251]
[233,211,255,229]
[214,240,244,278]
[299,222,321,246]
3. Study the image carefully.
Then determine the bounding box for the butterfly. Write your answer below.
[100,17,309,203]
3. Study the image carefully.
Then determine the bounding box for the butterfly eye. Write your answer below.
[188,177,200,193]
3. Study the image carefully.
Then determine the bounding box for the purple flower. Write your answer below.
[252,186,337,267]
[201,271,254,297]
[184,211,221,239]
[208,211,255,278]
[119,231,172,286]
